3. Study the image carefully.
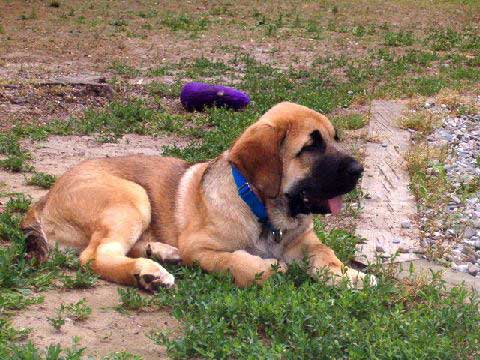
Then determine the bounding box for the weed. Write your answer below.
[4,193,31,213]
[18,8,38,21]
[27,172,56,189]
[426,28,461,51]
[110,18,128,27]
[59,299,92,321]
[0,290,43,314]
[406,144,449,207]
[117,288,152,311]
[399,111,441,136]
[109,62,140,77]
[0,154,32,172]
[384,30,414,46]
[351,25,366,37]
[0,23,4,34]
[61,262,98,289]
[47,312,65,331]
[404,77,447,96]
[332,113,368,130]
[401,50,438,66]
[161,12,208,33]
[102,351,143,360]
[151,261,480,359]
[147,65,172,76]
[137,10,157,19]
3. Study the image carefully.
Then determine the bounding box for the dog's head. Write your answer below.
[228,102,363,217]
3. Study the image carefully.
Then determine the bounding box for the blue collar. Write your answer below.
[231,164,283,242]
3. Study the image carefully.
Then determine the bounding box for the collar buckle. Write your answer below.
[271,228,283,243]
[237,182,251,196]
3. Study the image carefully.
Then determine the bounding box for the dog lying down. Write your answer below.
[22,102,376,290]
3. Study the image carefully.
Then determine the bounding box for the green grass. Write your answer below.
[384,30,414,46]
[27,172,56,189]
[117,287,154,311]
[331,113,368,130]
[151,261,480,359]
[57,299,92,322]
[399,111,442,136]
[109,61,140,77]
[161,12,209,33]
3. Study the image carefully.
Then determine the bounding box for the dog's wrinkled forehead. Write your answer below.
[260,102,336,144]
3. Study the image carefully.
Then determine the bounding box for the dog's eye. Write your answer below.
[296,130,326,157]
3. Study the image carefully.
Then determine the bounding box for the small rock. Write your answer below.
[375,245,385,253]
[412,248,426,255]
[381,144,388,148]
[392,238,401,244]
[468,264,479,276]
[398,246,410,253]
[454,264,469,273]
[473,219,480,229]
[464,227,476,239]
[450,195,461,204]
[400,220,412,229]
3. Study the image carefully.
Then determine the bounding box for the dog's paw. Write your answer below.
[134,260,175,292]
[345,268,377,289]
[146,243,182,264]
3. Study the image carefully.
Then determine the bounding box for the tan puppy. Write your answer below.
[22,102,375,290]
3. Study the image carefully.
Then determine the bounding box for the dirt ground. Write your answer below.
[12,280,177,359]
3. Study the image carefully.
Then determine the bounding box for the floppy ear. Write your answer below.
[229,124,284,199]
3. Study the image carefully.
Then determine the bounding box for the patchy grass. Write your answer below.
[399,111,442,136]
[406,144,449,207]
[59,299,92,321]
[332,113,369,130]
[27,172,56,189]
[160,12,209,33]
[117,288,155,312]
[151,261,480,359]
[384,30,414,46]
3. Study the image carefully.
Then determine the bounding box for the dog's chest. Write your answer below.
[246,225,301,260]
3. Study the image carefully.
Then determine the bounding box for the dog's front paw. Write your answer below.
[134,259,175,292]
[146,243,181,264]
[345,268,377,289]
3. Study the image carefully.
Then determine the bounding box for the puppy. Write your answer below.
[22,102,375,290]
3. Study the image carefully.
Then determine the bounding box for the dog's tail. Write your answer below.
[20,196,49,262]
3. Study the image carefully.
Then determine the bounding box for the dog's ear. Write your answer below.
[229,124,284,199]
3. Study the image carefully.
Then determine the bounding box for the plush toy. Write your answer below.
[180,82,250,112]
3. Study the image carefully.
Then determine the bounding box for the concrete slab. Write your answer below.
[393,259,480,292]
[355,100,420,264]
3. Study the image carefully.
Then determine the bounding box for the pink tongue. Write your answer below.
[327,196,343,215]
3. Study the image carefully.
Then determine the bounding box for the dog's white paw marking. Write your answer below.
[345,268,377,289]
[135,261,175,292]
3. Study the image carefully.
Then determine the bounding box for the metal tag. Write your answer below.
[271,229,283,243]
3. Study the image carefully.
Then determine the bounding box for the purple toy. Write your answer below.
[180,82,250,112]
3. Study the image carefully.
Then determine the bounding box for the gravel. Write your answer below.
[422,109,480,276]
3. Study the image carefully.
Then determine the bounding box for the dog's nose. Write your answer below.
[346,161,364,177]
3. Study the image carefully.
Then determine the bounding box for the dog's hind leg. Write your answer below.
[79,206,175,291]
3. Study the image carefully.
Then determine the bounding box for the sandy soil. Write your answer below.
[12,280,177,359]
